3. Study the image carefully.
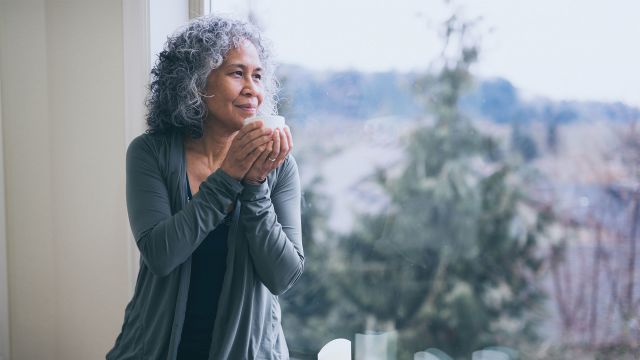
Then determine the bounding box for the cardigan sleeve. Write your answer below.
[238,155,305,295]
[126,135,244,277]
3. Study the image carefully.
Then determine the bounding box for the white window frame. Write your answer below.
[123,0,151,292]
[189,0,211,18]
[0,75,10,360]
[123,0,202,292]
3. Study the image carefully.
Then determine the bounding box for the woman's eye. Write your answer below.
[253,74,262,80]
[231,71,243,77]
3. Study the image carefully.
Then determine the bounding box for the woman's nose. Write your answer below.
[241,77,260,97]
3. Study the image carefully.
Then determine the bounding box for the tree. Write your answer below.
[511,124,538,162]
[541,121,640,356]
[330,13,546,359]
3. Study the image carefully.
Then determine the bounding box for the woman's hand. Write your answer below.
[220,121,274,181]
[243,126,293,185]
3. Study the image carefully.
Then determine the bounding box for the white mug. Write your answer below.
[243,115,286,130]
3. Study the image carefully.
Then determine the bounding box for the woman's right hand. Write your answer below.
[220,121,274,180]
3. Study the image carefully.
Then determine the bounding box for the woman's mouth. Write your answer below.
[236,104,257,115]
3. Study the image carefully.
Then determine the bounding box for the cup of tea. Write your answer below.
[243,115,286,130]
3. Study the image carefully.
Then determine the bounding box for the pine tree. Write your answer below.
[331,14,545,359]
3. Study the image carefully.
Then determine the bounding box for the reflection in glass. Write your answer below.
[355,331,398,360]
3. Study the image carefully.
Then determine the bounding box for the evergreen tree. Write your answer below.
[331,14,545,359]
[511,124,538,162]
[280,10,547,360]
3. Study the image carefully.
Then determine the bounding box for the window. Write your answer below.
[208,2,640,358]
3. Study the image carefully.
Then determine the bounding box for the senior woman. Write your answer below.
[107,15,304,360]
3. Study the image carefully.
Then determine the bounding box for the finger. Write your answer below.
[236,123,266,145]
[236,120,263,141]
[284,125,293,152]
[255,141,272,167]
[243,119,264,132]
[250,140,274,172]
[237,121,273,146]
[245,142,267,165]
[239,128,272,150]
[269,129,281,163]
[237,131,273,159]
[279,127,290,159]
[238,137,269,162]
[265,139,274,158]
[270,129,284,163]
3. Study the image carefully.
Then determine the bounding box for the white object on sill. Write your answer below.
[355,331,397,360]
[472,350,510,360]
[414,352,440,360]
[318,338,351,360]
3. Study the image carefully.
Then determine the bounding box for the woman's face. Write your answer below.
[204,40,265,131]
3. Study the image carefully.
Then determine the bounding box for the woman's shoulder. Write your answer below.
[127,131,176,157]
[126,131,184,176]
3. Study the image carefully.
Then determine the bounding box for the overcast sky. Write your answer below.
[211,0,640,107]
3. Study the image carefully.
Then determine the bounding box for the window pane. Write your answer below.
[209,2,640,358]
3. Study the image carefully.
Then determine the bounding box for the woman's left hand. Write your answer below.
[243,126,293,185]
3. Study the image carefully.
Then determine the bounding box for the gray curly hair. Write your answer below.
[146,15,278,138]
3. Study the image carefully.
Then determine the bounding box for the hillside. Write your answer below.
[276,64,640,125]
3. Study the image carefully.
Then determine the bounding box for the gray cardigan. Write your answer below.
[107,131,304,360]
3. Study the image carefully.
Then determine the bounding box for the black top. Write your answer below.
[177,176,230,360]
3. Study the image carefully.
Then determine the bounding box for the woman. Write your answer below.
[107,15,304,360]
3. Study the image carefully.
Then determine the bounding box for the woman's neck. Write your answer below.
[185,124,236,171]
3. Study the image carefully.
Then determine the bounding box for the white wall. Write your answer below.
[0,0,133,358]
[0,2,57,358]
[0,73,11,360]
